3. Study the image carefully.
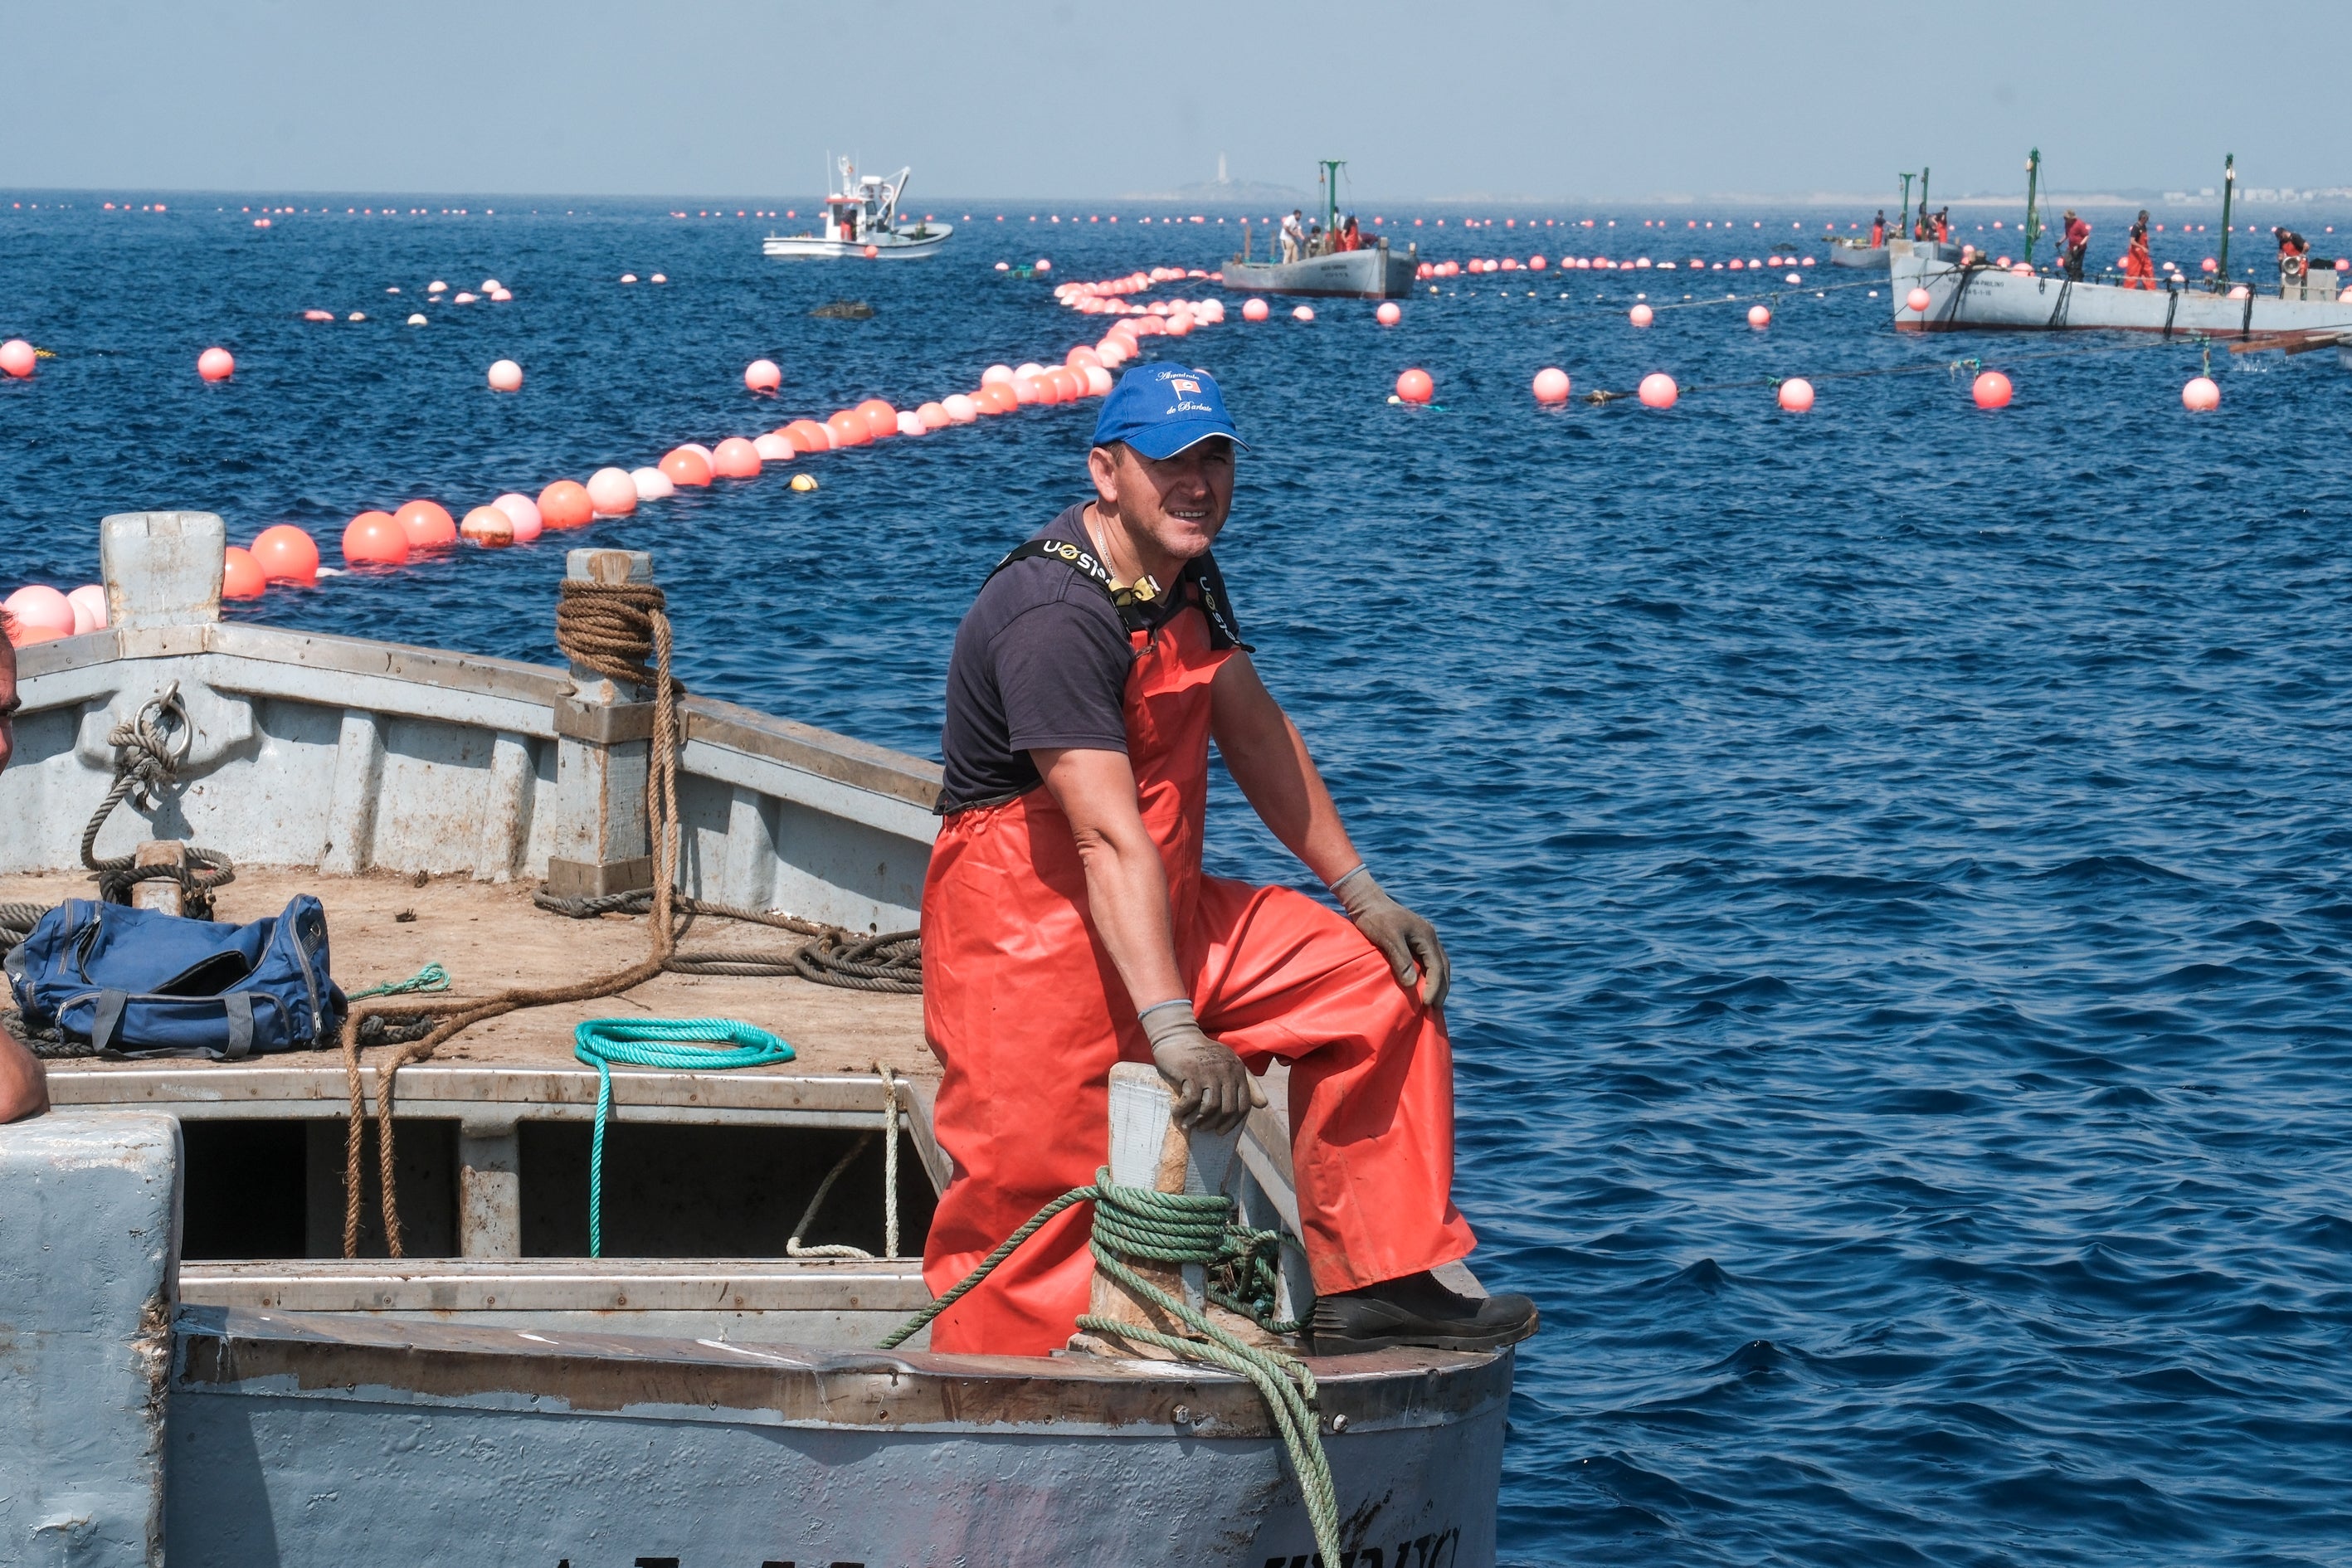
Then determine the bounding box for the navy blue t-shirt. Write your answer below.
[936,505,1239,814]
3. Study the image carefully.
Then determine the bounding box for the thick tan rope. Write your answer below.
[340,582,684,1259]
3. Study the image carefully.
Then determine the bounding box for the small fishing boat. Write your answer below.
[763,159,952,260]
[1826,236,1891,270]
[1,514,1514,1566]
[1889,239,2352,336]
[1220,159,1419,299]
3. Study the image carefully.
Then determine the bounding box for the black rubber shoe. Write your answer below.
[1309,1271,1540,1354]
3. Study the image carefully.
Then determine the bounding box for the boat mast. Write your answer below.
[1898,172,1914,239]
[2022,148,2042,265]
[2217,153,2235,290]
[1918,166,1931,231]
[1318,159,1345,242]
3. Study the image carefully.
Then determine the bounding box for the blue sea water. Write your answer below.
[7,196,2352,1566]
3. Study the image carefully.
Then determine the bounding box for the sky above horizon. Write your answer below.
[7,0,2347,202]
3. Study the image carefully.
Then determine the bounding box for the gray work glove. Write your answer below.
[1139,1001,1265,1134]
[1332,867,1450,1010]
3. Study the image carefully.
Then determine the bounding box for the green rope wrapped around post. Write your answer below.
[880,1172,1338,1563]
[572,1017,795,1256]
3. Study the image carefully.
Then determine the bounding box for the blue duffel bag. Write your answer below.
[4,895,346,1058]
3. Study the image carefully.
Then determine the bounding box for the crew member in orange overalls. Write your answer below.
[1870,211,1886,247]
[2124,210,2155,289]
[920,365,1540,1358]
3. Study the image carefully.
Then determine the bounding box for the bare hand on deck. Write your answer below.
[1139,1001,1265,1133]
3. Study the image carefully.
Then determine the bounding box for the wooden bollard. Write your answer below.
[131,840,187,917]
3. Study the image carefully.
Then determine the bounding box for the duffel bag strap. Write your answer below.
[223,992,255,1059]
[90,990,129,1053]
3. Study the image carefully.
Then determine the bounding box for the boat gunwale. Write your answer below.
[175,1303,1513,1437]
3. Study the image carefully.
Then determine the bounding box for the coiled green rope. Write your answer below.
[346,962,450,1001]
[572,1017,796,1256]
[881,1172,1337,1562]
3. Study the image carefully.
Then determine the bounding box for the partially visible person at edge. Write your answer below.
[1870,210,1886,246]
[2063,209,2091,281]
[918,364,1540,1357]
[0,617,51,1123]
[2125,210,2155,290]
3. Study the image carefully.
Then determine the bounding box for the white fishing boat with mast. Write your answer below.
[763,158,952,260]
[1221,159,1418,299]
[1891,149,2352,341]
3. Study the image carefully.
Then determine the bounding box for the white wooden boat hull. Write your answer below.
[1827,239,1891,270]
[762,224,953,261]
[1889,239,2352,336]
[1222,244,1418,299]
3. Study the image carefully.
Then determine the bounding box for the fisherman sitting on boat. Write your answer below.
[2062,210,2091,281]
[0,621,51,1124]
[920,365,1539,1358]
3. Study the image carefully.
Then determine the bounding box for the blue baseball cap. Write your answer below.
[1089,364,1246,460]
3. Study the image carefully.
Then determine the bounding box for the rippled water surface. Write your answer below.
[9,197,2352,1566]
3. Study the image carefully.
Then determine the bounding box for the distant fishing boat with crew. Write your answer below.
[764,158,952,260]
[1829,168,1963,270]
[1221,159,1418,299]
[1892,149,2352,345]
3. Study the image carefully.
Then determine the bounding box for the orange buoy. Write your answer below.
[1638,373,1678,409]
[660,446,714,486]
[587,467,640,514]
[488,358,523,392]
[1972,370,2013,409]
[745,358,782,392]
[783,419,834,452]
[1629,304,1654,327]
[1376,302,1401,325]
[1011,374,1046,405]
[250,523,321,585]
[1747,304,1771,329]
[712,436,762,476]
[197,347,236,381]
[1,339,36,378]
[1049,367,1085,400]
[492,493,544,541]
[825,409,870,446]
[460,506,516,547]
[942,393,979,423]
[342,511,409,567]
[1531,367,1570,404]
[66,584,106,634]
[394,499,458,549]
[538,480,594,529]
[1395,368,1434,404]
[1777,377,1814,412]
[1243,299,1269,321]
[856,398,898,439]
[1065,347,1102,370]
[917,402,951,429]
[864,244,879,259]
[2182,376,2220,411]
[222,547,267,599]
[1906,287,1932,313]
[4,585,75,641]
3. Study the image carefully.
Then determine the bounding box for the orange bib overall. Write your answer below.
[919,587,1475,1356]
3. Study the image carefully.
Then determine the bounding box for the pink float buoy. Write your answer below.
[631,468,674,501]
[222,547,267,600]
[1748,304,1771,329]
[460,506,516,548]
[488,359,523,392]
[1638,373,1678,409]
[251,523,321,585]
[1376,302,1402,326]
[1629,304,1654,327]
[711,437,762,478]
[981,364,1015,386]
[1777,377,1814,412]
[1243,298,1269,321]
[197,347,236,381]
[4,585,75,643]
[0,339,35,378]
[66,584,107,634]
[491,493,544,541]
[754,431,795,460]
[1395,368,1434,404]
[1906,288,1931,313]
[394,499,457,549]
[916,402,950,430]
[744,358,782,392]
[587,467,639,516]
[1973,371,2013,409]
[1531,367,1570,405]
[942,392,978,423]
[2182,376,2220,411]
[1083,366,1113,397]
[1292,304,1315,322]
[896,411,928,436]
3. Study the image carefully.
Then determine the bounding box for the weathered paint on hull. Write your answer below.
[1889,241,2352,335]
[1221,247,1418,299]
[168,1307,1509,1567]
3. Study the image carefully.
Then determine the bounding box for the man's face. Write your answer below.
[1092,438,1235,564]
[0,635,17,777]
